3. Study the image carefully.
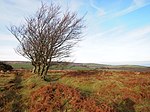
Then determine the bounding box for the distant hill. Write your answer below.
[2,61,150,72]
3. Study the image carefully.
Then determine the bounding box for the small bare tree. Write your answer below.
[9,3,85,79]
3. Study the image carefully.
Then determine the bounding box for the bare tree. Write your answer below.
[9,3,85,79]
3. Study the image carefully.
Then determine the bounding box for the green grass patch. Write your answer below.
[21,74,48,96]
[10,62,33,69]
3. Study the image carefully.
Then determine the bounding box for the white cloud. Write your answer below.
[74,25,150,63]
[0,34,16,41]
[0,33,21,61]
[0,46,28,61]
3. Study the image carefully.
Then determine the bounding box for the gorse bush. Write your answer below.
[0,62,13,72]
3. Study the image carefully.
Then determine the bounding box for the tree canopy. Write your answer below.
[9,3,85,78]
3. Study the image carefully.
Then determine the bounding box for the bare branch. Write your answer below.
[9,2,85,77]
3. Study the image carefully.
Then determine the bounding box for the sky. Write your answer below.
[0,0,150,65]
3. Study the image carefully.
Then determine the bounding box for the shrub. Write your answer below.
[0,62,13,72]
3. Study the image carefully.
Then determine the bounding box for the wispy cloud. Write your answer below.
[90,26,125,39]
[52,0,85,12]
[112,0,150,18]
[89,0,105,16]
[69,0,84,11]
[89,0,150,21]
[0,0,85,27]
[0,0,40,28]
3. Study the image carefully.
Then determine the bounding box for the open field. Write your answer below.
[0,69,150,112]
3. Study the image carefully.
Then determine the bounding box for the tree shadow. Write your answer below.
[113,98,135,112]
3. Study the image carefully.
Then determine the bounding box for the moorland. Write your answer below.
[0,61,150,112]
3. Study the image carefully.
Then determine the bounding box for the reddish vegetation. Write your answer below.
[65,70,99,76]
[1,70,150,111]
[59,70,150,111]
[30,83,115,112]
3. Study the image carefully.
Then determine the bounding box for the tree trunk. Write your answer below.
[32,65,37,73]
[42,65,50,80]
[45,65,50,75]
[37,65,41,75]
[40,64,46,76]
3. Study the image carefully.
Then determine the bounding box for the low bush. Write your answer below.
[0,62,13,72]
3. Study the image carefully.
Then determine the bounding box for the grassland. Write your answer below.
[0,63,150,112]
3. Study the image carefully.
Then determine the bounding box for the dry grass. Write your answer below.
[58,70,150,112]
[0,70,150,112]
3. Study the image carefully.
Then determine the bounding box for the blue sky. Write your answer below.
[0,0,150,65]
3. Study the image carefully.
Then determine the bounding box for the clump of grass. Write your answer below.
[21,73,48,96]
[0,74,15,85]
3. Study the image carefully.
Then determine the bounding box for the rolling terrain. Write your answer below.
[4,61,150,72]
[0,61,150,112]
